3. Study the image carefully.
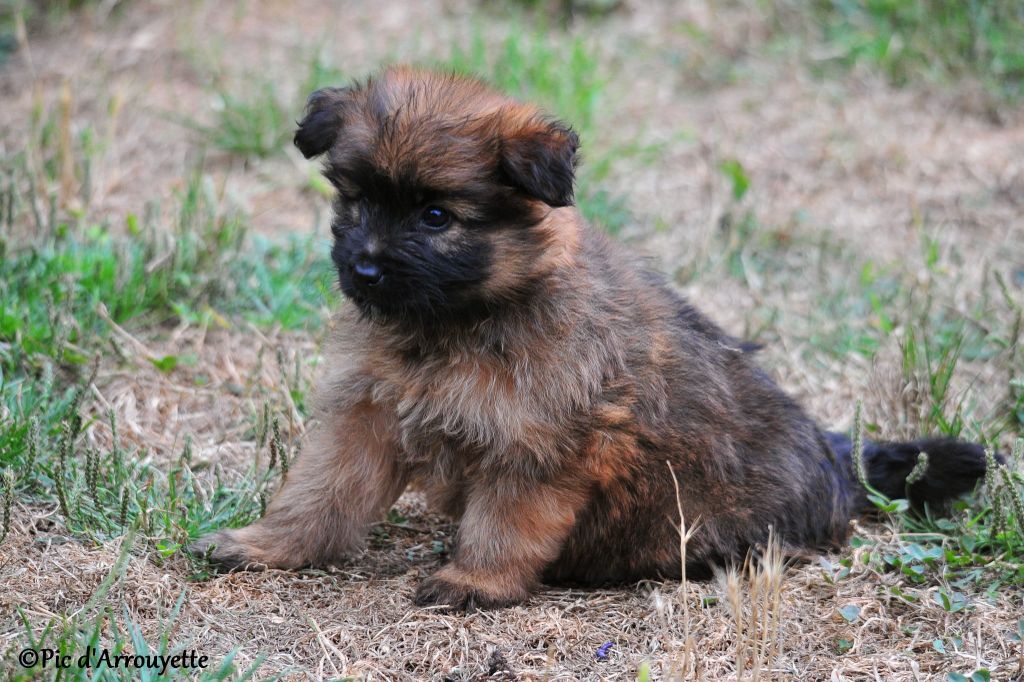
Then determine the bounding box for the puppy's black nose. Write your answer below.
[352,261,383,286]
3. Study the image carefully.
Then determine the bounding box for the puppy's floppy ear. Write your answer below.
[500,119,580,208]
[294,87,351,159]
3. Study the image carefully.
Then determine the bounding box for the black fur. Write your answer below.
[499,121,579,208]
[826,432,995,511]
[329,204,495,325]
[294,87,350,159]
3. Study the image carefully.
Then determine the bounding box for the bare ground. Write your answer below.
[2,0,1023,679]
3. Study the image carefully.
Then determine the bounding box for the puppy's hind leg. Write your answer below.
[191,401,406,571]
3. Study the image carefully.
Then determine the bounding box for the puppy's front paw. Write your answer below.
[414,568,529,612]
[188,530,271,572]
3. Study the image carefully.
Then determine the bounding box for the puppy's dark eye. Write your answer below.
[420,206,451,231]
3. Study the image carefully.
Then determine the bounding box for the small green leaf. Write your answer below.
[149,355,179,373]
[719,158,750,201]
[934,590,968,613]
[126,213,140,236]
[906,543,926,560]
[155,541,180,557]
[839,604,860,622]
[889,586,919,603]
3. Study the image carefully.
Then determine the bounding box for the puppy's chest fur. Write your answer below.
[365,333,609,476]
[380,348,527,461]
[320,303,651,484]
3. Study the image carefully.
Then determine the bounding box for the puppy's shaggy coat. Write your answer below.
[193,66,990,610]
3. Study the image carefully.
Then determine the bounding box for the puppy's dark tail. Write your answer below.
[826,432,996,511]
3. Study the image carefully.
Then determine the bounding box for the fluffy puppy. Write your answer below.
[192,66,991,610]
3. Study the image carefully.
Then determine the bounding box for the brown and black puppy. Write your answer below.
[192,66,990,610]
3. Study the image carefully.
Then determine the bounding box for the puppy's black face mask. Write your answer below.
[327,187,495,325]
[293,69,580,329]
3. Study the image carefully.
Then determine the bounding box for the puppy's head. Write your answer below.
[295,66,581,327]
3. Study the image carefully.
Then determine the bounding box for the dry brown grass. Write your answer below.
[719,530,785,682]
[6,490,1019,680]
[2,0,1023,680]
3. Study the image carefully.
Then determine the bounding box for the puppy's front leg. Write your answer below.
[415,471,585,610]
[192,401,406,570]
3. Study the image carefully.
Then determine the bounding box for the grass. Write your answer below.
[199,82,292,160]
[0,160,332,365]
[0,361,280,548]
[0,153,331,555]
[769,0,1024,103]
[1,1,113,65]
[653,147,1024,679]
[669,155,1024,679]
[4,540,272,681]
[847,400,1024,590]
[193,50,348,161]
[0,361,287,680]
[720,534,785,681]
[0,171,312,678]
[700,162,1023,440]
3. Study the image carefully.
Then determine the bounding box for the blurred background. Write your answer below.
[1,1,1023,680]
